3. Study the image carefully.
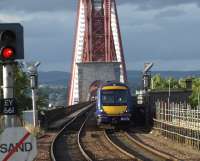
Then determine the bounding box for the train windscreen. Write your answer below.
[101,90,128,105]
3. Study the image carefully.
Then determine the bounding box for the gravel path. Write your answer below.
[108,131,166,161]
[128,128,200,161]
[35,132,57,161]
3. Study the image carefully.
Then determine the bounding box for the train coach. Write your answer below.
[95,81,132,126]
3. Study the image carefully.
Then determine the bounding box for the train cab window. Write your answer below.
[101,89,129,105]
[116,95,128,104]
[102,95,115,104]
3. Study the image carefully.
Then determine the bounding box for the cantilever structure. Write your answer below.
[68,0,127,105]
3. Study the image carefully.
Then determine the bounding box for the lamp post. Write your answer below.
[27,62,40,127]
[198,87,200,106]
[168,79,171,106]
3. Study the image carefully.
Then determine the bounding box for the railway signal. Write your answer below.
[0,23,24,126]
[0,23,24,61]
[0,23,38,161]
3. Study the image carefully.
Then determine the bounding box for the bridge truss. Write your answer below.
[68,0,127,105]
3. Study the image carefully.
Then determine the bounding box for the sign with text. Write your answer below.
[1,98,17,115]
[0,127,37,161]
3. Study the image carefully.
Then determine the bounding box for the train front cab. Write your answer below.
[95,84,132,125]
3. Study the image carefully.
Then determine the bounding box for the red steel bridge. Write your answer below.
[68,0,127,105]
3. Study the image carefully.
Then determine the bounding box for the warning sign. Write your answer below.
[0,127,37,161]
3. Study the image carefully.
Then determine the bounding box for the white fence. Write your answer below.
[154,102,200,150]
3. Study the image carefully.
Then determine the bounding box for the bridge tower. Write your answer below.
[68,0,127,105]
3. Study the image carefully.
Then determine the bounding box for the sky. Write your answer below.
[0,0,200,71]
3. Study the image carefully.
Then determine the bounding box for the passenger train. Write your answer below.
[95,81,132,125]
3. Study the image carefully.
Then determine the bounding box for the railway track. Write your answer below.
[51,114,88,161]
[50,103,94,161]
[78,111,136,161]
[51,102,136,161]
[50,102,178,161]
[105,129,178,161]
[36,102,93,161]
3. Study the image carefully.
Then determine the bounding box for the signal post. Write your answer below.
[0,24,24,128]
[0,23,37,161]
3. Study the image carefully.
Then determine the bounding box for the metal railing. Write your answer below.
[154,101,200,150]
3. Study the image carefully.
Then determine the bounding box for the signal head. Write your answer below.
[0,23,24,61]
[1,47,15,60]
[0,30,16,43]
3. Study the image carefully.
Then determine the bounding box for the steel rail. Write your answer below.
[77,113,93,161]
[105,129,179,161]
[125,132,179,161]
[78,117,136,161]
[50,116,78,161]
[104,130,137,161]
[50,103,94,161]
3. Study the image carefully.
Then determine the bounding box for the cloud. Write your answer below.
[22,11,75,71]
[155,9,186,18]
[0,0,77,71]
[0,8,76,71]
[0,0,77,12]
[1,0,199,13]
[118,3,200,71]
[1,1,200,71]
[117,0,200,10]
[0,14,24,22]
[126,59,200,71]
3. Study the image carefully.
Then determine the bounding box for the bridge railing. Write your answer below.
[153,101,200,150]
[38,102,91,128]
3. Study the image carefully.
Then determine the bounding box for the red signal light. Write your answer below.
[1,47,15,59]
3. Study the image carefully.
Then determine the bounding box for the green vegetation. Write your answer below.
[189,78,200,107]
[151,74,185,90]
[14,65,32,112]
[38,86,67,108]
[37,88,49,110]
[0,63,49,114]
[151,74,200,107]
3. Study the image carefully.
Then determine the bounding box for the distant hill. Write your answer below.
[39,71,70,86]
[152,71,200,78]
[39,70,200,87]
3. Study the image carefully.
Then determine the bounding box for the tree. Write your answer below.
[0,63,31,115]
[0,63,49,114]
[151,74,200,108]
[151,74,168,89]
[14,64,32,112]
[37,88,49,110]
[189,78,200,108]
[151,75,184,90]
